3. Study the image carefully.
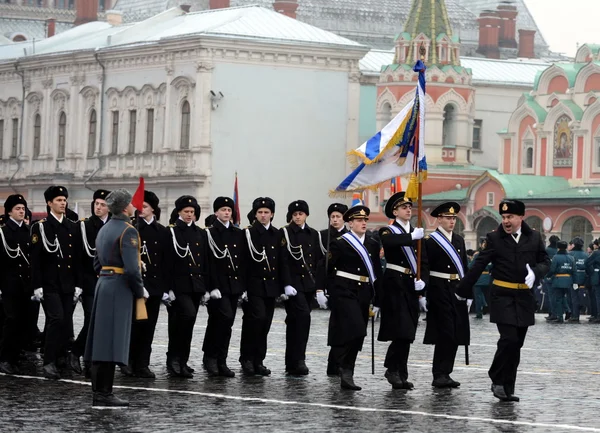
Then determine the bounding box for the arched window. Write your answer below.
[561,216,593,246]
[379,102,392,130]
[58,111,66,159]
[442,104,456,147]
[476,216,498,241]
[525,146,534,169]
[33,113,41,159]
[525,216,544,243]
[88,110,97,157]
[180,101,190,150]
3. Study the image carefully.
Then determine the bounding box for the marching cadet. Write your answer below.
[585,244,600,322]
[546,241,574,323]
[203,197,245,378]
[472,238,491,319]
[423,202,470,388]
[321,204,381,390]
[127,190,168,378]
[166,195,209,378]
[568,237,587,323]
[84,189,146,408]
[71,189,110,376]
[458,199,550,402]
[0,194,31,374]
[280,200,321,375]
[31,186,83,380]
[374,191,427,390]
[239,197,281,376]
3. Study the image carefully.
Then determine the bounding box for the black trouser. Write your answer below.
[91,361,116,396]
[432,340,459,379]
[72,293,94,357]
[284,291,313,366]
[240,295,275,365]
[170,293,201,364]
[488,324,528,392]
[42,292,75,365]
[25,301,42,349]
[203,294,239,362]
[334,337,364,371]
[384,339,411,381]
[0,293,28,364]
[130,295,161,369]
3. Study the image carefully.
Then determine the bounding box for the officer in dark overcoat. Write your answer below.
[322,204,381,390]
[84,189,146,408]
[165,195,209,378]
[423,202,470,388]
[280,200,322,375]
[127,190,168,378]
[0,194,31,375]
[203,196,246,378]
[239,197,281,376]
[375,191,428,390]
[30,186,83,380]
[71,189,110,376]
[457,199,550,402]
[546,240,574,323]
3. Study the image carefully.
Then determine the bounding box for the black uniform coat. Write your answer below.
[279,223,321,292]
[80,215,109,295]
[458,221,550,327]
[376,221,429,342]
[319,226,348,290]
[138,217,169,297]
[244,221,284,298]
[166,219,209,295]
[30,214,83,294]
[207,221,246,296]
[0,218,31,296]
[423,229,470,346]
[84,214,144,364]
[323,234,382,347]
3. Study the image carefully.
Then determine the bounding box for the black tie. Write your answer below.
[512,233,518,238]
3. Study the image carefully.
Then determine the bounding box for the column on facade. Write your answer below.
[346,67,361,153]
[68,75,81,158]
[41,83,52,161]
[193,60,213,150]
[162,65,174,151]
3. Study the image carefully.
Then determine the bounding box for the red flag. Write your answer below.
[233,173,240,226]
[132,177,145,211]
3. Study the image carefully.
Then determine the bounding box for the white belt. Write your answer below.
[430,271,460,281]
[386,263,412,275]
[336,270,369,283]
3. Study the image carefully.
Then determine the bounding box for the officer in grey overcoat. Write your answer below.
[84,189,147,408]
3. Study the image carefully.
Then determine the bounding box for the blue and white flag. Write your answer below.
[332,61,427,195]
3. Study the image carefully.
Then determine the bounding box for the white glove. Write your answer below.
[455,293,466,301]
[414,279,425,291]
[32,288,43,302]
[525,264,535,289]
[141,262,147,272]
[371,306,380,315]
[316,291,328,309]
[419,296,428,312]
[241,291,248,302]
[168,290,176,302]
[284,285,297,297]
[73,287,82,303]
[202,292,211,304]
[279,294,289,301]
[467,299,473,309]
[161,292,171,306]
[411,227,425,240]
[210,289,222,300]
[573,283,579,290]
[143,288,149,299]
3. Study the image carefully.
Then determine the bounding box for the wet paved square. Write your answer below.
[1,306,600,432]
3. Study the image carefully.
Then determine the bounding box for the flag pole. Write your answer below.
[416,45,426,281]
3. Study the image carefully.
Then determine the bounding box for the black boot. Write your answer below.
[204,357,219,377]
[326,361,339,376]
[167,356,183,376]
[286,360,309,376]
[218,362,235,378]
[254,364,271,376]
[491,383,510,402]
[240,359,255,376]
[92,363,129,409]
[0,361,18,375]
[340,368,361,391]
[43,362,60,380]
[68,352,82,375]
[119,364,134,377]
[384,369,404,390]
[134,367,156,379]
[432,375,461,388]
[180,362,194,378]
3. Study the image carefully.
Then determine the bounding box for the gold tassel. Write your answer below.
[405,173,419,201]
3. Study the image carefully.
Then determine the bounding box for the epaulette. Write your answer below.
[169,224,175,228]
[336,236,343,241]
[32,218,46,226]
[425,235,430,240]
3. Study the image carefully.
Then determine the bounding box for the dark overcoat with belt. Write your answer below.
[244,221,284,298]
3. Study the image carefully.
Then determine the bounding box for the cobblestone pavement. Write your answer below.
[1,306,600,432]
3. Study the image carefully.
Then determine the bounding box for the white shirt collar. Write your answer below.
[179,216,193,227]
[396,218,410,232]
[438,226,453,241]
[9,217,23,227]
[351,231,365,244]
[337,226,346,232]
[300,224,306,230]
[100,215,109,224]
[219,219,230,229]
[263,222,271,230]
[50,212,64,224]
[144,216,155,225]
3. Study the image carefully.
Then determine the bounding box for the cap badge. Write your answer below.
[359,209,366,216]
[449,207,455,214]
[59,188,63,191]
[502,203,508,211]
[188,199,192,203]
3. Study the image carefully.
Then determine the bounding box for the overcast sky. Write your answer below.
[524,0,599,56]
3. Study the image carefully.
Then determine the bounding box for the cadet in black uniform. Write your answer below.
[31,186,83,379]
[203,196,245,378]
[127,190,168,378]
[0,194,31,375]
[239,197,281,376]
[375,192,427,390]
[458,199,550,402]
[72,189,110,376]
[322,204,381,390]
[165,195,209,378]
[280,200,322,375]
[423,202,470,388]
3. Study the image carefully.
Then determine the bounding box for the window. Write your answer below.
[88,110,97,157]
[472,119,482,150]
[442,104,456,147]
[33,114,41,159]
[180,101,190,150]
[523,139,534,172]
[562,216,593,247]
[596,137,600,169]
[525,147,534,169]
[111,111,119,154]
[0,119,3,159]
[487,192,494,206]
[11,119,18,158]
[57,112,66,159]
[128,110,137,154]
[146,108,154,152]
